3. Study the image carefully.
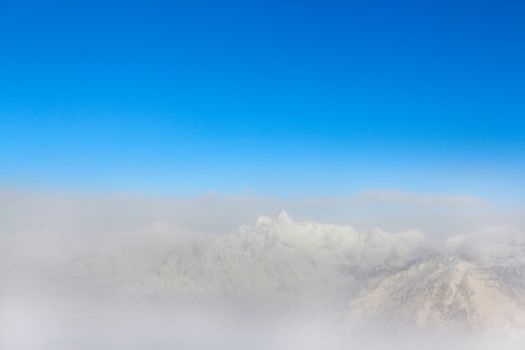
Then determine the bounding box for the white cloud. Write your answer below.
[1,185,525,349]
[351,189,488,207]
[0,185,521,238]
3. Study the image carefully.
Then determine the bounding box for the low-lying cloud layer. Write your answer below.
[1,187,525,349]
[1,186,522,236]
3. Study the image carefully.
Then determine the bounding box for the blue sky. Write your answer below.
[1,0,524,200]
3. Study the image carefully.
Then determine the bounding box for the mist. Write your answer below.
[1,187,525,349]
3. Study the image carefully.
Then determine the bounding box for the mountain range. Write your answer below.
[80,211,525,330]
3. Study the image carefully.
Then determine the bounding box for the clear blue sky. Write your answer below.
[1,0,524,199]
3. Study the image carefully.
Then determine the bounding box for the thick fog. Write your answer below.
[1,187,525,349]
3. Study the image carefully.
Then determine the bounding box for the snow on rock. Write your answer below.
[77,213,525,330]
[349,256,525,330]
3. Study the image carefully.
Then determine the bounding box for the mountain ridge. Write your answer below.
[79,211,525,330]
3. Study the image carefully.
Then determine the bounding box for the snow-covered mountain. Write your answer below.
[81,211,525,330]
[86,211,430,297]
[350,256,525,330]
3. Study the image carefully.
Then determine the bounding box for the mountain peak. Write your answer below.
[276,210,292,224]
